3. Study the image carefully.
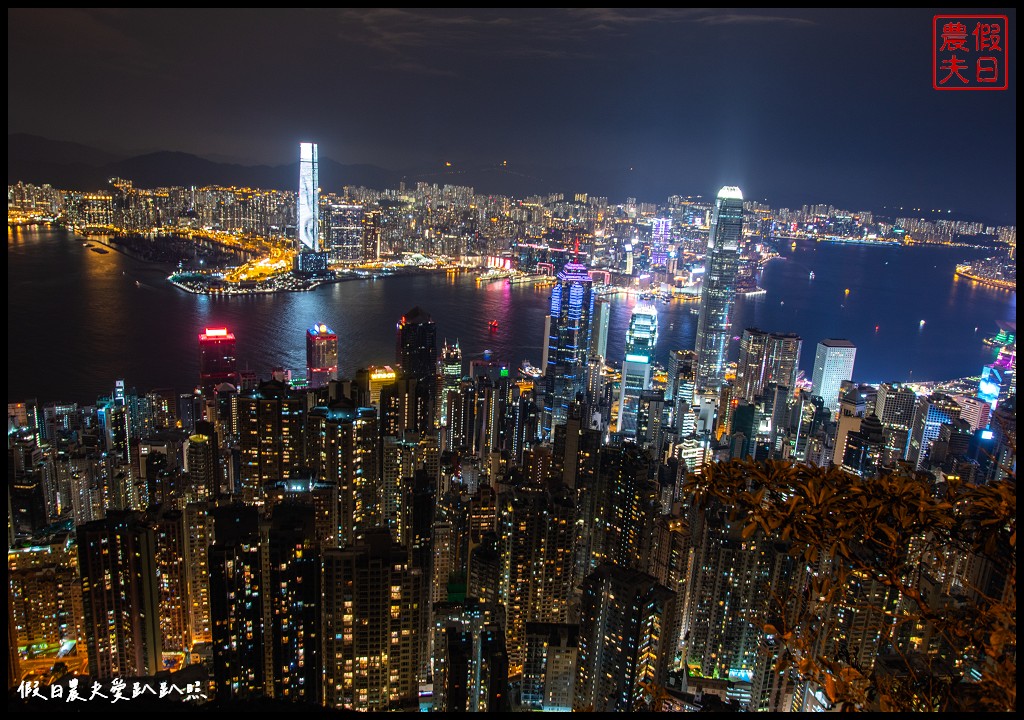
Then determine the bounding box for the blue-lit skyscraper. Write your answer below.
[694,186,743,391]
[616,302,658,436]
[298,142,319,252]
[543,260,594,439]
[978,346,1016,405]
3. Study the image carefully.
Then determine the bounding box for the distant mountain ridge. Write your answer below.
[8,134,401,194]
[8,134,656,200]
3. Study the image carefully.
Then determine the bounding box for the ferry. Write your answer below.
[520,360,543,379]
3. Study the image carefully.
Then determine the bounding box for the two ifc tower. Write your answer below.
[198,143,337,393]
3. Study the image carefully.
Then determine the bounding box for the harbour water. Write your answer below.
[7,226,1014,404]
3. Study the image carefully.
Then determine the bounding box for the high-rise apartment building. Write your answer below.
[432,600,510,712]
[322,529,423,711]
[209,505,264,700]
[265,503,321,702]
[810,338,857,416]
[235,378,305,498]
[574,563,677,712]
[150,506,190,654]
[680,501,801,700]
[77,511,162,680]
[694,186,744,391]
[306,400,380,548]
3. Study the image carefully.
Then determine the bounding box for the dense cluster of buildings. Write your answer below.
[7,149,1017,711]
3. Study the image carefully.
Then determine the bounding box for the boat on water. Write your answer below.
[488,319,498,332]
[90,247,109,254]
[809,271,815,280]
[520,360,543,379]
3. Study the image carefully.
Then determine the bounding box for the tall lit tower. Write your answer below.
[306,322,339,389]
[810,338,857,417]
[616,302,659,436]
[694,186,744,391]
[543,259,595,438]
[574,563,677,712]
[198,327,239,396]
[78,511,162,679]
[298,142,319,252]
[439,340,463,427]
[397,306,438,382]
[736,328,802,402]
[589,297,611,359]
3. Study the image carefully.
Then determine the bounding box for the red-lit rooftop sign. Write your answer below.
[200,327,233,340]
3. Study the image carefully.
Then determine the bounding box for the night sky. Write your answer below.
[7,8,1017,222]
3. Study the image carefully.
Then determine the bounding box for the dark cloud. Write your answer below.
[7,8,1016,222]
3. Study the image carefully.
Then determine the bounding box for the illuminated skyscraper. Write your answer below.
[667,349,698,434]
[875,382,917,463]
[306,400,380,547]
[908,393,962,470]
[978,346,1016,405]
[265,503,321,702]
[499,485,576,675]
[209,505,264,700]
[198,327,239,396]
[298,142,319,252]
[736,329,802,403]
[306,322,339,389]
[432,600,510,712]
[694,186,743,391]
[185,431,218,500]
[150,506,190,653]
[323,202,363,262]
[362,207,382,261]
[574,563,677,712]
[322,529,423,711]
[810,338,857,416]
[681,500,800,695]
[78,511,162,680]
[397,306,438,383]
[543,260,595,438]
[616,302,659,436]
[439,340,463,428]
[235,378,305,498]
[589,297,610,360]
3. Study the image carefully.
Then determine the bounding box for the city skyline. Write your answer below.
[7,9,1017,223]
[6,10,1016,713]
